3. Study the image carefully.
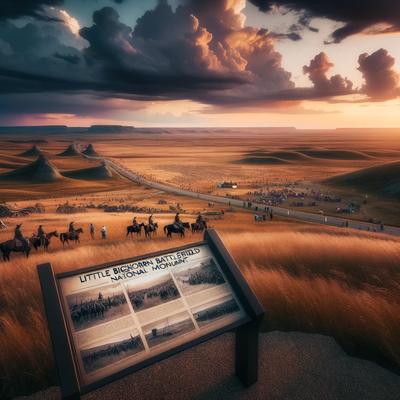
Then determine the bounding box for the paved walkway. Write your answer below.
[18,331,400,400]
[102,158,400,236]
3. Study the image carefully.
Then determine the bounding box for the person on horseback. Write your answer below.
[148,214,154,230]
[37,224,46,246]
[14,224,28,248]
[69,221,75,240]
[174,212,183,230]
[132,216,138,228]
[196,212,204,227]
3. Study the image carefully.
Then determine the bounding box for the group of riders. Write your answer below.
[11,211,206,246]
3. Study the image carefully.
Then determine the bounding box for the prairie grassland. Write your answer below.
[0,221,400,398]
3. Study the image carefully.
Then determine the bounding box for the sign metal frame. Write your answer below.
[37,229,265,400]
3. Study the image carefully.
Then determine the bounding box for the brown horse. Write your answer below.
[30,231,59,251]
[144,222,158,238]
[126,223,145,237]
[0,238,32,261]
[60,228,84,246]
[163,222,190,238]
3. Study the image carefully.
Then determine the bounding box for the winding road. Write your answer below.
[98,157,400,237]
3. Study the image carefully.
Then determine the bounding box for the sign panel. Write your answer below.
[38,229,264,398]
[59,243,247,386]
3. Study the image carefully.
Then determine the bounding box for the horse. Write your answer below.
[30,231,59,251]
[60,228,84,246]
[0,238,32,261]
[163,222,190,238]
[126,223,145,237]
[191,221,208,233]
[144,222,158,238]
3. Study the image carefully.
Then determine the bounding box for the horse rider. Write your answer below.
[196,212,205,228]
[132,216,138,228]
[69,221,75,240]
[174,212,183,229]
[148,214,154,230]
[14,224,28,247]
[37,224,46,245]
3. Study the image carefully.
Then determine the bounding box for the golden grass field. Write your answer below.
[0,129,399,398]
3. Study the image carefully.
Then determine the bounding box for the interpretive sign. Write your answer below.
[38,229,264,399]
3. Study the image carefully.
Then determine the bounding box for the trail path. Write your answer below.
[97,157,400,236]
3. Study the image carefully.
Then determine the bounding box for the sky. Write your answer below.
[0,0,400,128]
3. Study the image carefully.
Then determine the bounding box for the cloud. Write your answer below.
[249,0,400,42]
[303,52,353,95]
[0,0,394,122]
[358,48,400,100]
[0,0,64,21]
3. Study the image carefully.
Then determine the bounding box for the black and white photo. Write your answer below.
[80,329,145,374]
[67,284,130,331]
[125,271,180,312]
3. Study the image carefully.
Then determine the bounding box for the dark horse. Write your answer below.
[163,222,190,238]
[126,223,145,237]
[30,231,59,251]
[191,221,208,233]
[60,228,84,246]
[144,222,158,238]
[0,238,32,261]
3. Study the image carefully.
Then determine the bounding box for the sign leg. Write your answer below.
[235,320,259,387]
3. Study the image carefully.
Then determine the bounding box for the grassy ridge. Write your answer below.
[0,229,400,397]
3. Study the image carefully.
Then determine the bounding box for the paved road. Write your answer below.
[98,157,400,237]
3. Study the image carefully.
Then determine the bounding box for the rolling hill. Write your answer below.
[0,155,63,183]
[324,161,400,198]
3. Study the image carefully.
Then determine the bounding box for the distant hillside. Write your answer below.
[82,144,99,156]
[62,163,113,180]
[58,143,81,156]
[301,150,373,160]
[324,161,400,198]
[88,125,135,133]
[0,155,62,183]
[19,145,43,157]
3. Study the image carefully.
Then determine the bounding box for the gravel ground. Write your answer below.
[16,331,400,400]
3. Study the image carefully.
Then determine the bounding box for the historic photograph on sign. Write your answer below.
[142,311,195,348]
[66,284,130,332]
[125,271,180,312]
[171,256,225,296]
[191,295,241,328]
[80,329,145,374]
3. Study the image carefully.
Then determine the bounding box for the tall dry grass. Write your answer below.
[0,229,400,397]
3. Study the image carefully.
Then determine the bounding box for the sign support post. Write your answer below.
[235,319,260,386]
[38,263,81,400]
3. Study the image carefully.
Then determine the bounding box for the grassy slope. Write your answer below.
[0,221,399,398]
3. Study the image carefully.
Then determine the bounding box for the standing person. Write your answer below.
[89,223,95,239]
[270,210,273,220]
[37,224,46,246]
[101,225,107,239]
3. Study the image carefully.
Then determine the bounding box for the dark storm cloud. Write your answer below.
[0,0,64,21]
[53,52,81,64]
[0,0,398,119]
[358,49,400,100]
[249,0,400,42]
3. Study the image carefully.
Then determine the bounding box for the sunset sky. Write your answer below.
[1,0,400,128]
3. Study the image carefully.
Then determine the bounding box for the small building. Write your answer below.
[217,181,238,189]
